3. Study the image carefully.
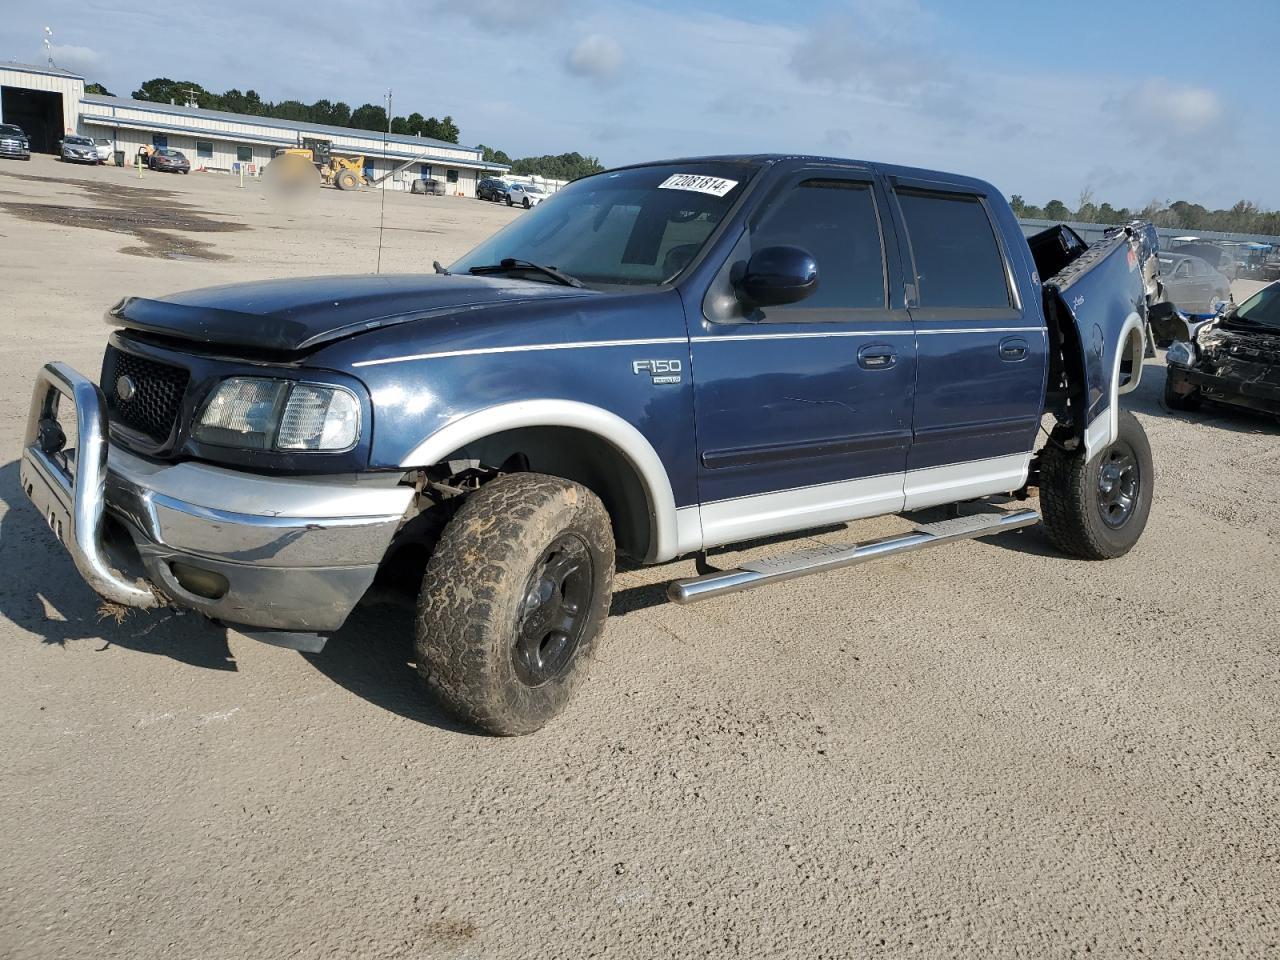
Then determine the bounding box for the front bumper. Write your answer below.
[0,144,31,159]
[21,363,414,633]
[1167,363,1280,416]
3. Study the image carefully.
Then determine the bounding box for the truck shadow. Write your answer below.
[0,463,238,669]
[302,589,475,734]
[0,458,474,731]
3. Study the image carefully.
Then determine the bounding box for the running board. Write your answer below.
[667,508,1040,605]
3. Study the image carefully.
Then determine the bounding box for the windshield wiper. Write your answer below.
[468,258,583,288]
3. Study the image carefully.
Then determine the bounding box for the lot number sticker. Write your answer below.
[658,173,739,197]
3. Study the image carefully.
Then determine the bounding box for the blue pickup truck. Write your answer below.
[21,155,1160,734]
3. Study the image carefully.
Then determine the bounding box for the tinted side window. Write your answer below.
[896,190,1010,309]
[752,179,885,310]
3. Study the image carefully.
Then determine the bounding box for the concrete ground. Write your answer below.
[0,156,1277,959]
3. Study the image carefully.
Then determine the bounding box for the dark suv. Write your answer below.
[476,177,510,202]
[0,123,31,161]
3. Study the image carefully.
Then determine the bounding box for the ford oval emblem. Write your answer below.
[115,375,137,402]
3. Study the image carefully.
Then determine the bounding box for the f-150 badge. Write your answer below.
[633,359,682,384]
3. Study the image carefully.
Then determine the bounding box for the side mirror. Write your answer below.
[733,246,818,309]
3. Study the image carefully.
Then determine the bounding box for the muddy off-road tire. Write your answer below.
[335,168,361,191]
[415,473,615,736]
[1039,410,1154,560]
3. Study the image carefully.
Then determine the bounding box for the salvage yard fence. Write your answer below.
[1018,218,1280,250]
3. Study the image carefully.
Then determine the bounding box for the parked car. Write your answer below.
[1156,252,1231,316]
[148,148,190,174]
[0,123,31,161]
[476,177,510,202]
[20,155,1159,736]
[1161,280,1280,420]
[1173,242,1238,280]
[411,177,444,196]
[506,182,548,208]
[60,135,102,165]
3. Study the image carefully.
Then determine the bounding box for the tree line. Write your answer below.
[130,78,461,142]
[121,77,604,180]
[1011,189,1280,237]
[477,146,604,181]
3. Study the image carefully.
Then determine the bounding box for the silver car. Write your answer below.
[60,134,101,165]
[1157,252,1232,316]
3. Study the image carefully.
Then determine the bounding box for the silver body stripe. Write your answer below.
[355,327,1049,367]
[353,337,687,368]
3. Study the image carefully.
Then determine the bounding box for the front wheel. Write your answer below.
[523,198,531,209]
[415,473,616,736]
[1038,409,1153,560]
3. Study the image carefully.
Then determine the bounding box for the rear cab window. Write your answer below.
[893,188,1012,310]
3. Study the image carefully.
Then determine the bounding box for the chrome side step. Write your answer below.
[667,508,1040,605]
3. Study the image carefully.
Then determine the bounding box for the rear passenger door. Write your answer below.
[690,171,916,547]
[887,180,1046,508]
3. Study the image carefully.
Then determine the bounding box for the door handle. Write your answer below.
[998,337,1028,361]
[857,344,897,370]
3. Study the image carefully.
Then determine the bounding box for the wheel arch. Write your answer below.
[1085,311,1146,458]
[399,400,686,563]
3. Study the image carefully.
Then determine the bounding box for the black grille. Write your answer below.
[102,345,189,444]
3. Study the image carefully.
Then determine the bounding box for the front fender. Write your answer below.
[399,399,698,563]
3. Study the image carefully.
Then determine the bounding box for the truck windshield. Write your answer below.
[1228,284,1280,330]
[451,161,759,287]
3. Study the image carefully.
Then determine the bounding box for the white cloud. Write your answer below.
[428,0,576,32]
[565,34,624,81]
[48,43,103,77]
[1121,79,1229,138]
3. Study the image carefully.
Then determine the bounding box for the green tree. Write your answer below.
[510,152,605,181]
[133,77,211,106]
[84,81,113,96]
[1043,199,1070,221]
[350,103,389,132]
[1095,203,1115,224]
[478,144,513,165]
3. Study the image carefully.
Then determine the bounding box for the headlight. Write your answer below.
[1166,340,1197,368]
[194,378,360,452]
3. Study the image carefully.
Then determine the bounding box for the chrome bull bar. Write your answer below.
[20,361,160,608]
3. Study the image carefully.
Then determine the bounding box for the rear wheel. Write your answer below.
[1038,410,1153,560]
[415,474,615,736]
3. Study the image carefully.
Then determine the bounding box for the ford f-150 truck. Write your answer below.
[21,155,1159,735]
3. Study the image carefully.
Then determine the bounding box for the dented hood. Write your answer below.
[108,273,597,354]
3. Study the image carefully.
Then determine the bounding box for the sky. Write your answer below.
[3,0,1277,209]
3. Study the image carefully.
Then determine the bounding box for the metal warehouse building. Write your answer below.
[0,61,508,195]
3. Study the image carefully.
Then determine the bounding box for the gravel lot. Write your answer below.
[1,157,1277,959]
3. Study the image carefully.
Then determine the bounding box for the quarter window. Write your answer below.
[751,179,886,311]
[896,189,1011,309]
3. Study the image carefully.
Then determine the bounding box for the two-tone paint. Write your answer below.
[107,154,1155,568]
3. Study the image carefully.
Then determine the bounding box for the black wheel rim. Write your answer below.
[1097,440,1141,528]
[513,533,594,686]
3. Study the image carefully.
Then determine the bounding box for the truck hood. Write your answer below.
[109,274,598,354]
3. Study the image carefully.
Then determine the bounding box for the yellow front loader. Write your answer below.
[265,147,368,191]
